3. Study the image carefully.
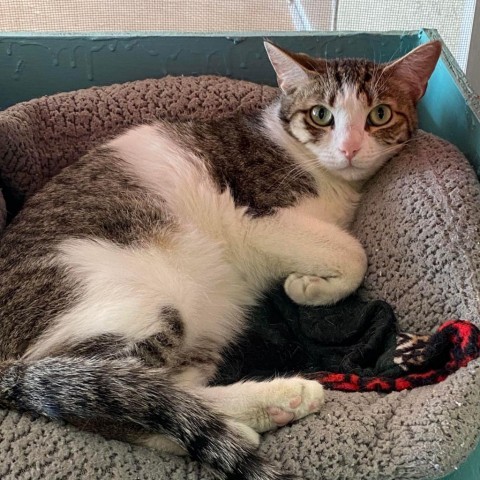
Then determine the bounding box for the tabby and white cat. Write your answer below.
[0,41,440,479]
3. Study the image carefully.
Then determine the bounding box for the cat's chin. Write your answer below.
[324,164,377,183]
[313,151,383,184]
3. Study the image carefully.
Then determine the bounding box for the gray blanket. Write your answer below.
[0,76,479,480]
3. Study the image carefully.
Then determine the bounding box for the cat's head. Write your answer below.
[265,40,441,182]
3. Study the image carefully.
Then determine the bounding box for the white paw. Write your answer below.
[229,420,261,448]
[284,273,335,305]
[255,377,325,432]
[141,434,188,456]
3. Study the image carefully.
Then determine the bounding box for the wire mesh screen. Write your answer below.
[335,0,476,72]
[0,0,476,70]
[0,1,304,33]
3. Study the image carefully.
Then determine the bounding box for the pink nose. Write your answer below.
[338,130,362,163]
[340,147,360,162]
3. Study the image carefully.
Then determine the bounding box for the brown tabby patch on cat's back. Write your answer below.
[165,116,317,217]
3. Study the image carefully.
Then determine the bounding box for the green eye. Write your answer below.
[310,105,334,127]
[368,104,392,126]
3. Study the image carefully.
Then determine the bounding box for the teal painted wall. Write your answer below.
[0,32,418,109]
[417,30,480,178]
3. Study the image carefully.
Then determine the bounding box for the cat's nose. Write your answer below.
[338,131,362,163]
[340,148,360,162]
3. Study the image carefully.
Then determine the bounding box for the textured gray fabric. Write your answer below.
[0,76,479,480]
[0,191,5,231]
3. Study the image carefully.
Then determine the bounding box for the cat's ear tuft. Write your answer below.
[264,41,313,93]
[384,40,442,101]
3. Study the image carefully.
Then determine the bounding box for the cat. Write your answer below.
[0,40,440,480]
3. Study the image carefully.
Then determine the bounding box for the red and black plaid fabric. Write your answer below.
[307,320,480,392]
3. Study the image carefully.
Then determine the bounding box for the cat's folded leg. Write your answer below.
[197,376,325,433]
[241,208,367,305]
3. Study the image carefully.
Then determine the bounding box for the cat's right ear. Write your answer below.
[383,41,442,101]
[264,41,314,93]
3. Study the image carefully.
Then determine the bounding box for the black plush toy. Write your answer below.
[214,285,480,392]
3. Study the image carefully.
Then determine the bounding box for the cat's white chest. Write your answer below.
[293,182,361,228]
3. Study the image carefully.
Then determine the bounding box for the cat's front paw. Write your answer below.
[284,273,337,305]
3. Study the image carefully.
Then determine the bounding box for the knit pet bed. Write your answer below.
[0,76,479,480]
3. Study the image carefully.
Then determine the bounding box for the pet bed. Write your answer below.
[0,75,479,480]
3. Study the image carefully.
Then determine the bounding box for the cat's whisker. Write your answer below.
[263,164,314,194]
[372,67,390,95]
[268,163,315,193]
[375,140,412,156]
[371,47,403,95]
[387,45,403,63]
[266,158,323,195]
[273,157,321,181]
[264,168,303,194]
[371,52,382,93]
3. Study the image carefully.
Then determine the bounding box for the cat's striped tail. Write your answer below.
[0,356,296,480]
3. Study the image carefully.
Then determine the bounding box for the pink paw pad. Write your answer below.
[308,400,321,412]
[289,395,302,409]
[267,407,295,426]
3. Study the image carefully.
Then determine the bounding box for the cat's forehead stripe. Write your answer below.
[328,83,372,110]
[310,59,377,107]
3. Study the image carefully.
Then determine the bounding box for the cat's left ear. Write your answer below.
[264,41,317,93]
[384,41,442,101]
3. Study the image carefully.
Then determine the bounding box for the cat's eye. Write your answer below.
[368,104,392,126]
[309,105,334,127]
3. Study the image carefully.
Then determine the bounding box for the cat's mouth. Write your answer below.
[339,163,357,170]
[334,161,362,172]
[327,160,377,182]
